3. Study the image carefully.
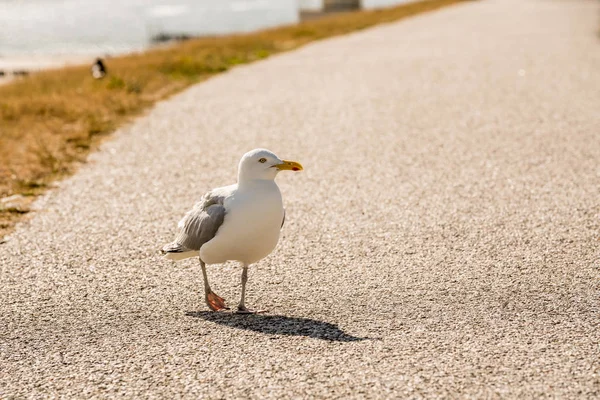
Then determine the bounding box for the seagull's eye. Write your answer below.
[258,158,267,163]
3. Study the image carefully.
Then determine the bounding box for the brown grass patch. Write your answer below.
[0,0,471,238]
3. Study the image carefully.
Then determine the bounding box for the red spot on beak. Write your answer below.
[292,167,299,171]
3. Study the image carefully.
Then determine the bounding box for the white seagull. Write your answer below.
[162,148,303,313]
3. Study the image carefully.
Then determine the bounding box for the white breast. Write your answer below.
[199,180,284,265]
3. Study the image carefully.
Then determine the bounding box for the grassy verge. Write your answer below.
[0,0,470,238]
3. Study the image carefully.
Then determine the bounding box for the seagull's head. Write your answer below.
[238,148,303,182]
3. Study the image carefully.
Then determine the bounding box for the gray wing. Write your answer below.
[175,203,225,251]
[281,208,285,229]
[162,190,227,254]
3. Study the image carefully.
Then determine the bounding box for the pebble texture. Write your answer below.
[1,0,599,398]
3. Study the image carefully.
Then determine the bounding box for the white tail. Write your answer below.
[164,250,199,261]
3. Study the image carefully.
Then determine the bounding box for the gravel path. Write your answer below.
[1,0,599,398]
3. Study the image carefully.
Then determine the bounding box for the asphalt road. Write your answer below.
[1,0,599,398]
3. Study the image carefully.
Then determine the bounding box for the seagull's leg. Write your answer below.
[236,263,266,314]
[200,259,228,311]
[237,264,249,312]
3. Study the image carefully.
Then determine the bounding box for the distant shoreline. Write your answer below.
[0,8,346,87]
[0,54,97,86]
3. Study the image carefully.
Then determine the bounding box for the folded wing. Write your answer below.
[162,190,227,260]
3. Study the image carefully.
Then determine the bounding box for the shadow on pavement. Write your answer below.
[186,311,370,342]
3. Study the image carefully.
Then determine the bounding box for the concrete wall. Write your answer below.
[299,0,325,11]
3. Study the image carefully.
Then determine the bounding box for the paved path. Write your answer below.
[1,0,599,398]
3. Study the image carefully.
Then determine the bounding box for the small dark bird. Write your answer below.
[91,58,106,79]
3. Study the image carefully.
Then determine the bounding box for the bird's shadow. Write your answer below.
[186,311,371,342]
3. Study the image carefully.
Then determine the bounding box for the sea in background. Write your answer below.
[0,0,299,57]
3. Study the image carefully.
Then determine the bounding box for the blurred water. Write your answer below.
[361,0,416,9]
[0,0,299,56]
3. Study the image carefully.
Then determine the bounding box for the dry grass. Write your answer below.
[0,0,470,237]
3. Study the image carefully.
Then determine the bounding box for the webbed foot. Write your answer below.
[206,292,229,312]
[236,305,267,314]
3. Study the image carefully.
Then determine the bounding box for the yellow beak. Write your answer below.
[275,160,303,172]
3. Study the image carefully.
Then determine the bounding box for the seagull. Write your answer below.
[161,149,303,313]
[91,58,106,79]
